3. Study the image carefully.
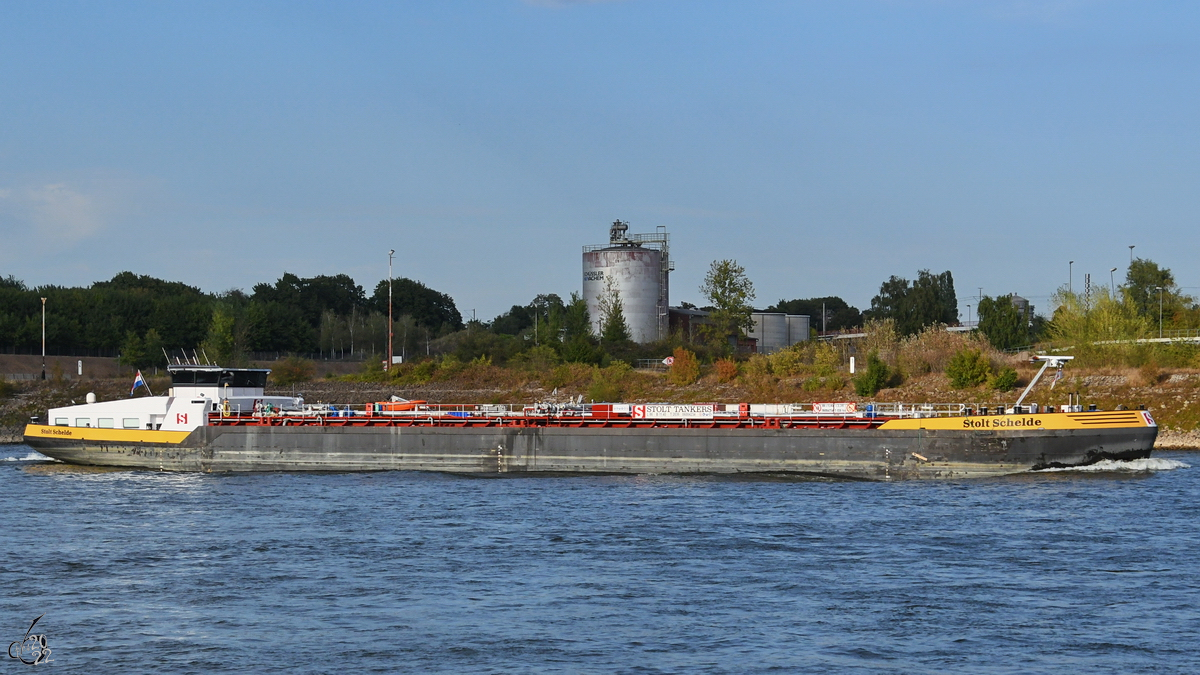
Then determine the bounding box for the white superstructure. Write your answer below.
[45,365,301,432]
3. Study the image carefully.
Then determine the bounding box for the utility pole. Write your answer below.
[822,301,826,334]
[40,297,47,380]
[387,249,395,371]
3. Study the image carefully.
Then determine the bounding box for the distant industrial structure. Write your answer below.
[583,221,672,344]
[582,220,809,351]
[747,313,810,353]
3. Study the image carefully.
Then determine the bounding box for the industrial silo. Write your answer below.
[583,221,671,344]
[749,313,789,353]
[787,314,810,345]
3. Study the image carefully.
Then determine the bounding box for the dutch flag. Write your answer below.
[131,370,150,397]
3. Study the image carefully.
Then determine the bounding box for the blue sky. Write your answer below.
[2,1,1197,320]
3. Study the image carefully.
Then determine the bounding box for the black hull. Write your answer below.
[26,424,1157,480]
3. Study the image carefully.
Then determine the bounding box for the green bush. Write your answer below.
[587,362,632,402]
[0,379,14,400]
[510,345,561,372]
[824,375,846,391]
[272,357,315,385]
[853,353,896,397]
[560,337,604,365]
[946,348,992,389]
[768,346,806,377]
[989,367,1019,391]
[743,354,772,378]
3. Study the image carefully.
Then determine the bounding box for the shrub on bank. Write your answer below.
[668,348,700,386]
[946,348,991,389]
[588,362,633,402]
[714,358,739,383]
[989,367,1019,391]
[273,357,316,385]
[854,352,897,396]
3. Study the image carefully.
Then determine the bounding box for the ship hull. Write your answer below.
[24,423,1157,480]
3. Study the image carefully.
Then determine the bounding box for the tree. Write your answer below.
[767,296,862,331]
[368,277,463,332]
[699,259,756,347]
[201,306,238,365]
[562,292,592,341]
[865,270,957,336]
[597,276,631,344]
[1123,258,1195,326]
[977,295,1028,350]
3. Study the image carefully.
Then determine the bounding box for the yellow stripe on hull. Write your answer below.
[24,424,191,445]
[878,410,1154,431]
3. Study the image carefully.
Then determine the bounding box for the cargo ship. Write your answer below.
[23,358,1157,480]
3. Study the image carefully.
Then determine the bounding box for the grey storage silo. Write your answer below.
[749,313,789,354]
[787,315,810,344]
[583,221,670,344]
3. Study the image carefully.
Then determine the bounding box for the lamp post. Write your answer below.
[387,249,395,371]
[1157,286,1164,338]
[966,304,972,328]
[1110,267,1118,296]
[40,297,47,380]
[1129,245,1135,263]
[1069,261,1074,294]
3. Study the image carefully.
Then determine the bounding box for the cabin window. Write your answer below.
[54,418,68,426]
[97,418,114,428]
[220,370,268,388]
[75,418,90,427]
[123,418,140,429]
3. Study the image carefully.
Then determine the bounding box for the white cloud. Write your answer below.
[23,183,103,240]
[0,174,159,244]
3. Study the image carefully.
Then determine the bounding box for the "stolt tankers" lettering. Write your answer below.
[962,417,1044,429]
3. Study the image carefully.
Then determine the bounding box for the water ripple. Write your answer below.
[1,445,1198,673]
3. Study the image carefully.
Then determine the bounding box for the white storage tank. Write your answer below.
[583,221,670,344]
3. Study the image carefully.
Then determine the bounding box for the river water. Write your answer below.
[2,445,1197,674]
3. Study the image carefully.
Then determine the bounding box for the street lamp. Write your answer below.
[1110,267,1118,296]
[1069,261,1074,294]
[387,249,395,371]
[966,304,972,328]
[1154,285,1164,338]
[1129,245,1135,263]
[40,297,47,380]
